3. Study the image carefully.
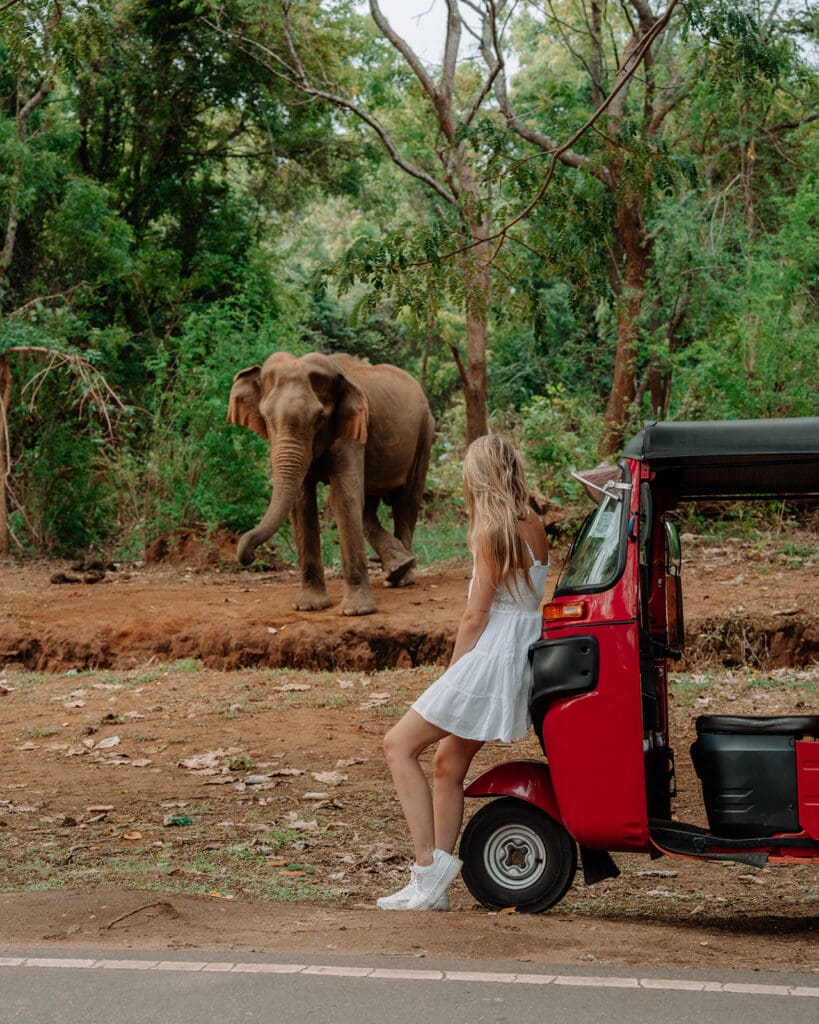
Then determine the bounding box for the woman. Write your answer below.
[379,435,550,911]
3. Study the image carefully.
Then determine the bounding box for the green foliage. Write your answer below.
[687,1,797,87]
[660,151,819,421]
[42,178,133,284]
[0,0,816,559]
[139,291,295,541]
[13,412,114,554]
[520,388,602,505]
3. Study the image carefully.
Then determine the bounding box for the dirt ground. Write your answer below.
[0,532,817,973]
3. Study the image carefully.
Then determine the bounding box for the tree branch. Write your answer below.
[369,0,440,110]
[497,0,682,199]
[5,346,125,434]
[206,14,458,205]
[447,340,469,388]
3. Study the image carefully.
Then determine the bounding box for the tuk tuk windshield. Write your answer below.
[557,490,628,593]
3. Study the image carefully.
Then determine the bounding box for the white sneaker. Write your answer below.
[396,849,462,912]
[376,867,450,911]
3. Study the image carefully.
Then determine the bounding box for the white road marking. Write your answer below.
[0,957,817,997]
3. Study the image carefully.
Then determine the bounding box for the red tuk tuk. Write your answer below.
[459,417,819,912]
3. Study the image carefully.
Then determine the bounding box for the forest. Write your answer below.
[0,0,816,560]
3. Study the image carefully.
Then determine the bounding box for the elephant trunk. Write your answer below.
[237,436,309,566]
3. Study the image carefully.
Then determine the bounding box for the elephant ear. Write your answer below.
[335,371,369,445]
[227,366,268,440]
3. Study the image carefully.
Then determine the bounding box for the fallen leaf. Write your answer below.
[178,750,231,771]
[358,691,390,709]
[284,812,319,832]
[311,771,348,786]
[94,735,121,750]
[123,831,143,841]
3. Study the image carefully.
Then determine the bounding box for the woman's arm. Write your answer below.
[449,548,496,666]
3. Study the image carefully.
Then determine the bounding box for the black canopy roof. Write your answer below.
[621,418,819,499]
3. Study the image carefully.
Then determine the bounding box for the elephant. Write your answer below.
[227,351,435,616]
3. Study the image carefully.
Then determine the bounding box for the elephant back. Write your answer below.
[332,356,433,491]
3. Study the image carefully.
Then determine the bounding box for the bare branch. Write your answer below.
[369,0,440,110]
[628,0,655,26]
[206,15,458,205]
[447,339,469,387]
[647,81,692,133]
[17,75,56,132]
[464,0,505,127]
[496,0,681,189]
[10,283,90,317]
[763,0,786,34]
[766,112,819,134]
[439,0,462,120]
[5,346,125,435]
[544,0,601,93]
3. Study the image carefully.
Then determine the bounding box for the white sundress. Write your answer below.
[412,548,550,743]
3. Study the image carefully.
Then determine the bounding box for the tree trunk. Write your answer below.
[599,196,650,458]
[462,250,490,444]
[456,165,491,444]
[647,359,671,419]
[0,355,11,555]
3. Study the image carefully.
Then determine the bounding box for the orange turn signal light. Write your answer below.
[543,600,587,622]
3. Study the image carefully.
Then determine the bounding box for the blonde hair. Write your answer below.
[463,434,533,595]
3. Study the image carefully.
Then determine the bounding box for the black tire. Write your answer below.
[459,797,577,913]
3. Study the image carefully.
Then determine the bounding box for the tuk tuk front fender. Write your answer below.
[464,759,563,824]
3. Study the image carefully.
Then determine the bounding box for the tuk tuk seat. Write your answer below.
[691,715,819,837]
[696,715,819,738]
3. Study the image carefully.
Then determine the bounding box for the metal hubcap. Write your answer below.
[484,823,547,890]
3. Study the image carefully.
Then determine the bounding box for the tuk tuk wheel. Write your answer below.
[459,797,577,913]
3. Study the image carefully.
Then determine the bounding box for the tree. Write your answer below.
[0,1,104,552]
[1,0,362,555]
[505,0,816,451]
[209,0,682,446]
[492,0,684,454]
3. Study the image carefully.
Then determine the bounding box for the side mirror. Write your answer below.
[664,522,684,652]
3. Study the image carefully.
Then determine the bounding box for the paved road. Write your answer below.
[1,950,817,1024]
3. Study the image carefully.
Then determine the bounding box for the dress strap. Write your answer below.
[524,539,541,567]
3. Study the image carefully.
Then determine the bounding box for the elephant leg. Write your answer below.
[364,497,415,587]
[330,449,376,616]
[387,431,430,588]
[382,492,421,588]
[290,481,332,611]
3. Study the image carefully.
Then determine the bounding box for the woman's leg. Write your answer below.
[432,735,484,854]
[383,710,449,866]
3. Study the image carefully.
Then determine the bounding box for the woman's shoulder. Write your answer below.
[521,508,550,564]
